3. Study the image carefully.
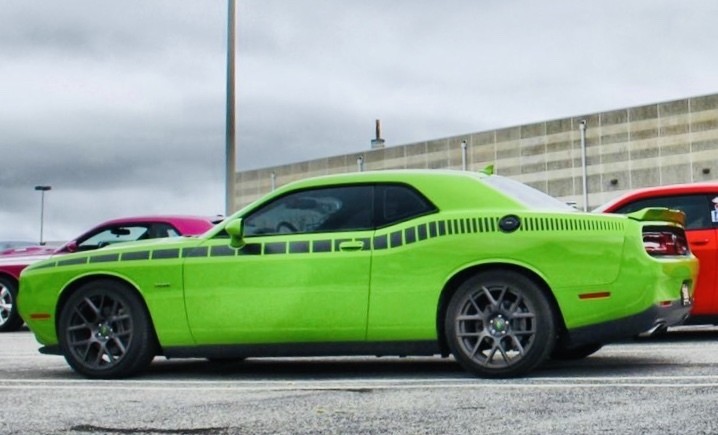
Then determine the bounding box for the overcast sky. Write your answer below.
[2,0,717,242]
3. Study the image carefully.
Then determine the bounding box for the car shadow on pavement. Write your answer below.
[633,326,718,343]
[144,356,468,380]
[139,351,683,380]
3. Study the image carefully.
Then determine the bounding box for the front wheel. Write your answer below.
[445,270,556,378]
[58,280,156,379]
[0,277,24,332]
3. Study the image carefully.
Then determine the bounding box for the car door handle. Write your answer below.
[338,241,364,251]
[691,239,710,246]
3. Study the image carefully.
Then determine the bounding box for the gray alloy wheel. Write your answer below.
[0,276,24,332]
[445,270,556,378]
[58,280,156,379]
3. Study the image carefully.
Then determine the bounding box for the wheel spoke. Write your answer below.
[84,297,102,318]
[494,286,508,307]
[480,285,499,307]
[67,323,91,333]
[68,337,93,347]
[467,293,483,313]
[73,304,95,324]
[469,337,485,358]
[511,329,535,336]
[486,343,507,364]
[509,335,526,354]
[507,293,523,314]
[79,342,94,363]
[111,337,128,355]
[109,313,131,325]
[95,345,109,365]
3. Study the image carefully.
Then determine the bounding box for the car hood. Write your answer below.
[0,246,56,258]
[0,253,53,267]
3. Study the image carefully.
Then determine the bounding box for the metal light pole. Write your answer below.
[461,140,468,171]
[579,120,588,211]
[225,0,237,216]
[34,185,51,245]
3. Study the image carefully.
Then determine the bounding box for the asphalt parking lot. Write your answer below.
[2,327,718,434]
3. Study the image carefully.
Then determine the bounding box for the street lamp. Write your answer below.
[225,0,237,216]
[34,185,51,245]
[579,120,588,212]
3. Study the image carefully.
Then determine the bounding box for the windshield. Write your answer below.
[483,175,576,211]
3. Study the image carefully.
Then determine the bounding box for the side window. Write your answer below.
[615,195,712,230]
[377,184,436,227]
[244,185,373,236]
[76,225,151,251]
[152,223,181,238]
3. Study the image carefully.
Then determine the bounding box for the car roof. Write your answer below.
[62,215,219,249]
[96,215,220,226]
[278,169,487,187]
[260,170,496,200]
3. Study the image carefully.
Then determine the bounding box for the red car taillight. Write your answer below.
[642,229,689,256]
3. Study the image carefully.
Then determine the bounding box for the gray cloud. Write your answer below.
[3,0,718,241]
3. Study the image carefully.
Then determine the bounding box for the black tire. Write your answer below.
[58,280,156,379]
[445,270,556,378]
[551,343,603,360]
[0,276,24,332]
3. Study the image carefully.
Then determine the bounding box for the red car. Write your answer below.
[0,215,218,332]
[596,182,718,324]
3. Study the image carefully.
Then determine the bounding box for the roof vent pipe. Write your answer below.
[371,119,385,149]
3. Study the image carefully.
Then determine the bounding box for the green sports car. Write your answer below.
[18,170,697,379]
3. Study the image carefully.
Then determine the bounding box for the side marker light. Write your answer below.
[578,291,611,300]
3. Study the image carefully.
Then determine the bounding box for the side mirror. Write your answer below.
[63,241,78,253]
[225,218,245,249]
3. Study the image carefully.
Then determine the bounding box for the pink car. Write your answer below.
[0,215,218,332]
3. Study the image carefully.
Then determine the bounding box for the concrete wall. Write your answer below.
[234,93,718,211]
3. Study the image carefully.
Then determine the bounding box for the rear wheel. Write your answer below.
[0,277,23,332]
[445,270,556,378]
[58,280,156,379]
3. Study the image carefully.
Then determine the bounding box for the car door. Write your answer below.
[183,185,374,344]
[614,194,718,315]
